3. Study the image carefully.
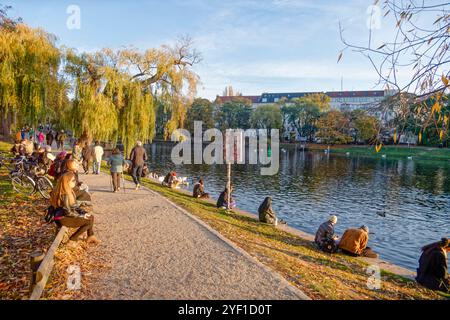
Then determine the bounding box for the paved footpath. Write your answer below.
[80,173,309,300]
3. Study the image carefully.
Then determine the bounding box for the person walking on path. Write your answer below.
[37,131,45,146]
[129,141,148,190]
[82,142,93,174]
[46,130,54,147]
[93,141,104,175]
[57,130,66,150]
[72,140,83,162]
[107,148,126,193]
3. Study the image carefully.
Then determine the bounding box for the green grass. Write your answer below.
[305,143,450,162]
[109,167,445,300]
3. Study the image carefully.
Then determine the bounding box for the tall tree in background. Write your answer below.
[215,97,253,130]
[0,6,67,135]
[340,1,450,147]
[251,104,283,135]
[64,36,200,153]
[281,93,330,141]
[186,98,214,133]
[316,110,352,144]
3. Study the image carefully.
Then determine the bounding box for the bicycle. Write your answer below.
[1,155,53,199]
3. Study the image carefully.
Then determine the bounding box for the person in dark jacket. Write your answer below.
[416,238,450,293]
[258,197,277,225]
[193,179,209,198]
[129,141,148,190]
[315,215,339,253]
[46,131,54,147]
[81,142,93,174]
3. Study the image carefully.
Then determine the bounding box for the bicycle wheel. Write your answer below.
[36,176,53,199]
[11,173,36,196]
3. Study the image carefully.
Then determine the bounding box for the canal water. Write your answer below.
[143,142,449,271]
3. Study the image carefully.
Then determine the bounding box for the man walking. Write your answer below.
[81,142,93,174]
[46,130,54,147]
[130,141,148,190]
[93,141,104,175]
[57,130,66,150]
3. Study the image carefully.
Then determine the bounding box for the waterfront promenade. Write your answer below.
[79,173,309,300]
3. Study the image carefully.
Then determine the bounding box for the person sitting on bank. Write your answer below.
[193,179,210,199]
[216,187,236,209]
[107,148,126,193]
[49,171,100,246]
[416,238,450,293]
[338,225,378,258]
[315,215,339,253]
[163,171,181,188]
[258,197,277,225]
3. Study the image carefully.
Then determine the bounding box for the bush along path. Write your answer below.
[73,172,308,300]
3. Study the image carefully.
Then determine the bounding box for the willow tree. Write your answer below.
[0,12,67,136]
[64,36,200,154]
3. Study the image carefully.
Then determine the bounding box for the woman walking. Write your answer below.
[108,148,126,193]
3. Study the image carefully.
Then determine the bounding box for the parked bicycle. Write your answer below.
[0,155,53,199]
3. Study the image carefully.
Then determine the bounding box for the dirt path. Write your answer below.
[78,172,309,300]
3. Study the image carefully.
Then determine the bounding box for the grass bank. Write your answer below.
[300,143,450,162]
[0,141,57,299]
[116,170,447,300]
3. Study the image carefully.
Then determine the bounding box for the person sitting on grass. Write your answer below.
[315,215,339,253]
[338,225,378,258]
[216,187,236,209]
[258,197,285,225]
[163,171,181,188]
[49,171,100,247]
[193,179,210,199]
[416,237,450,293]
[107,148,126,193]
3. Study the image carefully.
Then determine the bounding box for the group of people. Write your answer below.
[29,142,100,246]
[187,179,449,294]
[72,140,104,175]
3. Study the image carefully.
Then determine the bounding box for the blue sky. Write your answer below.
[5,0,429,98]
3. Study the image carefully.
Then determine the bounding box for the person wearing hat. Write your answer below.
[338,225,378,258]
[315,215,339,253]
[416,238,450,293]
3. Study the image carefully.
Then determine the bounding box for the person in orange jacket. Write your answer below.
[338,225,378,258]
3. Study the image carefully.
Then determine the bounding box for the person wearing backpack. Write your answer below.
[49,171,100,246]
[315,215,339,253]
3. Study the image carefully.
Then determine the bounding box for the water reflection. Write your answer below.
[142,142,450,271]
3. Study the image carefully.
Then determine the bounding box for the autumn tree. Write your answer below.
[0,8,67,136]
[340,1,450,147]
[64,36,201,153]
[316,110,352,144]
[281,93,330,142]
